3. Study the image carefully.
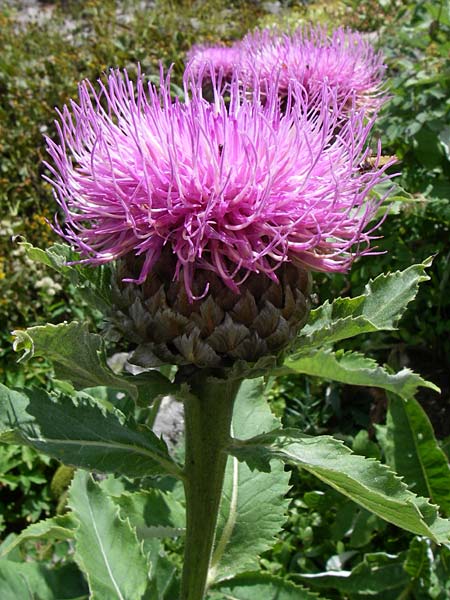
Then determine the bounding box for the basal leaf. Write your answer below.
[0,514,76,558]
[208,379,290,583]
[0,384,181,479]
[230,429,450,543]
[209,572,321,599]
[387,394,450,515]
[294,260,432,352]
[68,471,149,600]
[283,349,439,398]
[12,322,137,398]
[0,558,88,600]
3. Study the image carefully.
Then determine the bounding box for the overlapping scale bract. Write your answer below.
[106,253,312,369]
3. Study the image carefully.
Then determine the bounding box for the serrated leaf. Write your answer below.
[113,490,185,542]
[21,241,112,312]
[229,429,450,542]
[0,384,181,479]
[12,322,137,397]
[21,241,81,273]
[294,260,432,352]
[97,483,181,598]
[299,552,409,595]
[209,379,290,583]
[0,558,88,600]
[12,322,175,406]
[68,471,148,600]
[387,394,450,515]
[282,349,439,398]
[209,572,321,599]
[0,514,76,558]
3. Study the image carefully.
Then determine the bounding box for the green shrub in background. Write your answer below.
[375,0,450,373]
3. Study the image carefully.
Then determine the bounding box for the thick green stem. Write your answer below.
[180,375,242,600]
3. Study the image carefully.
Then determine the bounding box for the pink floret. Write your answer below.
[241,26,387,111]
[185,44,242,83]
[44,69,392,301]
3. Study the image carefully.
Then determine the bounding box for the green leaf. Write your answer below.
[0,386,34,444]
[404,537,432,585]
[387,394,450,515]
[12,322,175,406]
[144,540,179,600]
[113,490,185,541]
[21,241,112,312]
[99,485,181,598]
[441,436,450,460]
[352,430,381,460]
[209,379,290,583]
[298,552,410,596]
[68,471,149,600]
[230,429,450,542]
[282,349,439,398]
[349,507,385,548]
[0,558,88,600]
[20,241,67,270]
[294,260,432,352]
[131,373,178,409]
[0,515,76,558]
[231,379,281,435]
[209,572,320,599]
[12,322,137,398]
[429,544,450,598]
[0,384,181,479]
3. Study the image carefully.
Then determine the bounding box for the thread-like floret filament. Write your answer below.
[45,68,392,301]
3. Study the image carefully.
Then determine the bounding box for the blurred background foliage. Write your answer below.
[0,0,449,597]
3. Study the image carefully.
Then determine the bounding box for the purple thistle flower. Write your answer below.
[44,69,391,302]
[185,44,242,84]
[240,26,387,111]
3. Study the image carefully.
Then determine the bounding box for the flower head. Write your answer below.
[45,69,391,303]
[241,26,387,110]
[185,44,242,84]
